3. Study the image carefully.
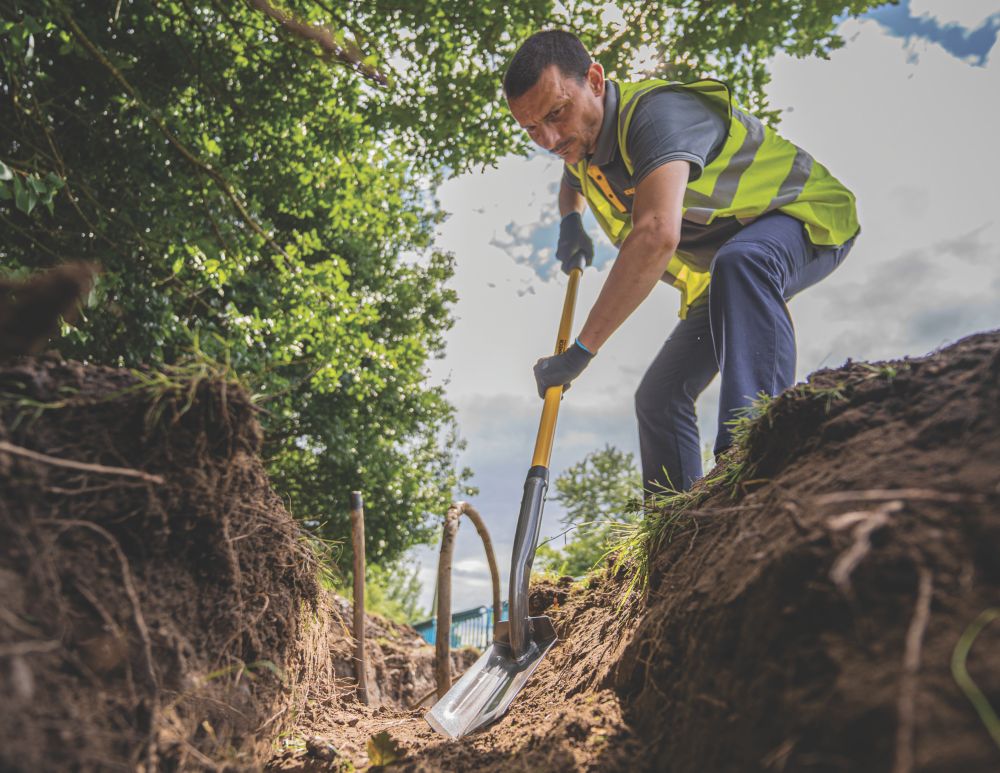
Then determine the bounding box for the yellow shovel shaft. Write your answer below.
[530,267,583,468]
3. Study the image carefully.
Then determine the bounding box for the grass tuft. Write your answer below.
[605,380,852,603]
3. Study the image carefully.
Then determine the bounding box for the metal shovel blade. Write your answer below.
[425,615,557,739]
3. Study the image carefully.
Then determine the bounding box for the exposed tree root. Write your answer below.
[893,559,933,773]
[0,440,164,483]
[826,500,904,594]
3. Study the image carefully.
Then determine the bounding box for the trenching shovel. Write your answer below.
[426,253,587,739]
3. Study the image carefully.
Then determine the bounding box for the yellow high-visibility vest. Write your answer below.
[566,78,860,318]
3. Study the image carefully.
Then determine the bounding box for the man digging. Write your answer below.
[504,30,859,494]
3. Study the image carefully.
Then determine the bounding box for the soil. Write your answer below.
[616,330,1000,772]
[0,355,461,771]
[0,262,96,357]
[2,330,999,772]
[0,354,319,771]
[270,330,1000,773]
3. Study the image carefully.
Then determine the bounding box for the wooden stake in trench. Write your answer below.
[435,502,501,700]
[350,491,369,705]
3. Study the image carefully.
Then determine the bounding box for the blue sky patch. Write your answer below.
[866,1,1000,65]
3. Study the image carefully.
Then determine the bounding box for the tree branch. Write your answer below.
[59,7,291,264]
[246,0,388,86]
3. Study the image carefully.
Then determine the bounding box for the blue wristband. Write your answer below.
[574,337,595,356]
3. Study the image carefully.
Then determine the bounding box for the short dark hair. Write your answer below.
[503,30,592,100]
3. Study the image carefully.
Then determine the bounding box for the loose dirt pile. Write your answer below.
[616,329,1000,772]
[271,330,1000,773]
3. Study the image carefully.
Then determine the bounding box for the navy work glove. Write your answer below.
[533,339,595,398]
[556,212,594,275]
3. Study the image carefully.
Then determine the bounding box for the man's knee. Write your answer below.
[710,239,782,288]
[635,376,692,427]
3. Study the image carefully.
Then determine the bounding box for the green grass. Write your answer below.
[113,332,249,433]
[0,330,248,434]
[604,484,713,605]
[605,380,853,602]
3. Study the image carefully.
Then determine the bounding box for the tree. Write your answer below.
[0,1,881,566]
[0,1,482,563]
[363,560,427,624]
[537,445,642,577]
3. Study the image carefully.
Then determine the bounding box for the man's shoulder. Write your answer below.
[630,84,723,124]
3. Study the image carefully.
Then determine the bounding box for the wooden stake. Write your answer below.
[350,491,369,705]
[454,502,501,628]
[433,502,502,700]
[435,505,461,699]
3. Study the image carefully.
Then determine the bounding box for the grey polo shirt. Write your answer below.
[562,80,742,271]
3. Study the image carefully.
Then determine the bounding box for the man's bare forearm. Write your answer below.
[576,225,675,352]
[573,160,688,353]
[559,178,586,217]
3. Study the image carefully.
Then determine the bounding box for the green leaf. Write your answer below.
[0,161,12,181]
[44,172,64,190]
[172,257,184,275]
[0,181,10,200]
[13,176,28,213]
[202,132,222,155]
[366,731,403,766]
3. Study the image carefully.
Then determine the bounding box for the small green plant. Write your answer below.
[860,361,908,382]
[115,331,247,433]
[0,386,81,431]
[366,731,403,766]
[301,528,344,592]
[952,608,1000,751]
[605,486,708,604]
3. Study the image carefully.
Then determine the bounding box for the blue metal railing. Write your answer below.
[413,601,509,651]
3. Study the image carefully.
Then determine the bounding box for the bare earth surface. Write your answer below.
[272,331,1000,773]
[2,330,998,772]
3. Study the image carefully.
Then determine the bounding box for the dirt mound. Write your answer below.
[615,329,1000,772]
[314,592,479,711]
[0,354,483,772]
[269,331,999,773]
[0,355,317,771]
[269,572,644,773]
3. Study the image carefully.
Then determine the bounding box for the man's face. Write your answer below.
[507,62,605,165]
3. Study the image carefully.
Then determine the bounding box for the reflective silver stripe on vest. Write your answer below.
[683,109,765,224]
[766,146,814,210]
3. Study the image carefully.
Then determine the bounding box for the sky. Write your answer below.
[407,0,1000,617]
